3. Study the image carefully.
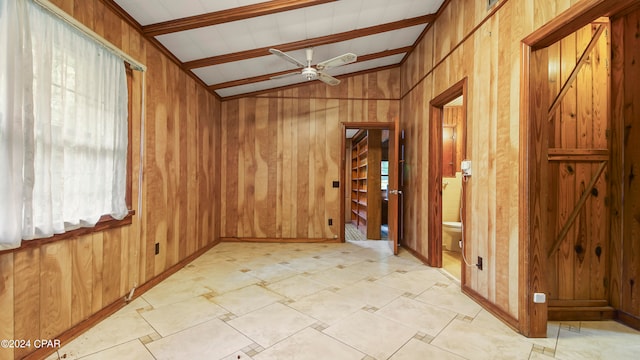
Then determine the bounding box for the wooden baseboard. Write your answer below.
[401,243,522,336]
[462,284,521,333]
[24,239,220,360]
[616,309,640,332]
[548,306,616,321]
[220,237,341,243]
[400,243,430,265]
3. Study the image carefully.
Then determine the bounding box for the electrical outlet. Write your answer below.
[328,218,333,226]
[476,256,483,270]
[533,292,546,304]
[155,243,160,255]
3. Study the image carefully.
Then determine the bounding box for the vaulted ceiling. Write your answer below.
[110,0,446,98]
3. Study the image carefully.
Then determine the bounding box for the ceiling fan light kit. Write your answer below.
[269,47,357,86]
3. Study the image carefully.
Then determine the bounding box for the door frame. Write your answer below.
[427,78,468,271]
[519,0,637,338]
[340,122,398,254]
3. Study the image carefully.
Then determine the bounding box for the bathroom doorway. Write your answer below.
[441,96,465,280]
[427,78,468,284]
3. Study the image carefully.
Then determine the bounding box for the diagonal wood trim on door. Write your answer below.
[547,25,605,122]
[547,160,608,257]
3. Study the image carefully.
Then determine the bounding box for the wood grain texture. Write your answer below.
[399,0,592,333]
[619,7,640,324]
[443,106,463,173]
[397,0,640,336]
[12,248,40,359]
[609,9,626,313]
[0,254,14,360]
[545,22,610,303]
[1,1,221,358]
[221,69,400,241]
[521,0,639,334]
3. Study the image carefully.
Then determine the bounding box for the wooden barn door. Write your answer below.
[545,20,613,320]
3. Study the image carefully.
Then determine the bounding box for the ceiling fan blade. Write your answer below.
[269,48,305,68]
[317,71,340,86]
[270,71,301,80]
[316,53,357,70]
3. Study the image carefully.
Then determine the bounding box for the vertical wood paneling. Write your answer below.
[5,1,221,358]
[186,81,197,257]
[472,19,491,297]
[495,2,513,311]
[279,98,293,237]
[267,98,279,236]
[621,7,640,321]
[0,254,14,360]
[254,98,270,236]
[240,98,257,236]
[13,249,40,359]
[102,229,122,305]
[443,107,464,173]
[326,99,341,236]
[222,101,239,237]
[544,22,611,303]
[91,233,103,313]
[71,235,93,325]
[296,99,311,238]
[399,0,594,326]
[40,241,72,339]
[220,69,400,240]
[558,31,578,300]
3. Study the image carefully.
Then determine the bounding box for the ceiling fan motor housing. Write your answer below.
[302,67,318,80]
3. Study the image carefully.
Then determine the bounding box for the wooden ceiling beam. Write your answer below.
[143,0,337,37]
[222,64,399,100]
[208,47,413,90]
[184,14,435,70]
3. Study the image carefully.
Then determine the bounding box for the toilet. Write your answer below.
[442,221,462,251]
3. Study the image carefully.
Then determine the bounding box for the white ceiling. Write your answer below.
[112,0,446,98]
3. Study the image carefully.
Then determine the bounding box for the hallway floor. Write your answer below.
[442,250,462,280]
[47,241,640,360]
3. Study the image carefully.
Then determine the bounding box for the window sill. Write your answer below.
[0,210,135,255]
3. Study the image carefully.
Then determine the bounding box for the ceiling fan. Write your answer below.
[269,48,357,86]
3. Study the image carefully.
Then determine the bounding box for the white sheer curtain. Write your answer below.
[0,0,128,250]
[0,0,34,250]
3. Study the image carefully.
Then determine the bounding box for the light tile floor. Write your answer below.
[46,240,640,360]
[442,250,462,280]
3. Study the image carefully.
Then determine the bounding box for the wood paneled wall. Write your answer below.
[443,106,464,173]
[0,1,221,358]
[399,0,587,324]
[611,6,640,325]
[220,70,400,241]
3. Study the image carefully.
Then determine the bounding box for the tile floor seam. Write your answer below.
[47,240,640,360]
[314,325,375,359]
[386,335,422,360]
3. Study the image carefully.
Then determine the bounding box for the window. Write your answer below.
[0,0,130,250]
[381,161,389,190]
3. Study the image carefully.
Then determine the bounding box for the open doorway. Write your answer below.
[427,78,468,283]
[441,96,465,280]
[340,122,401,255]
[344,128,389,241]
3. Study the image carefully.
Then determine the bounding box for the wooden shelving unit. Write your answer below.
[350,130,381,239]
